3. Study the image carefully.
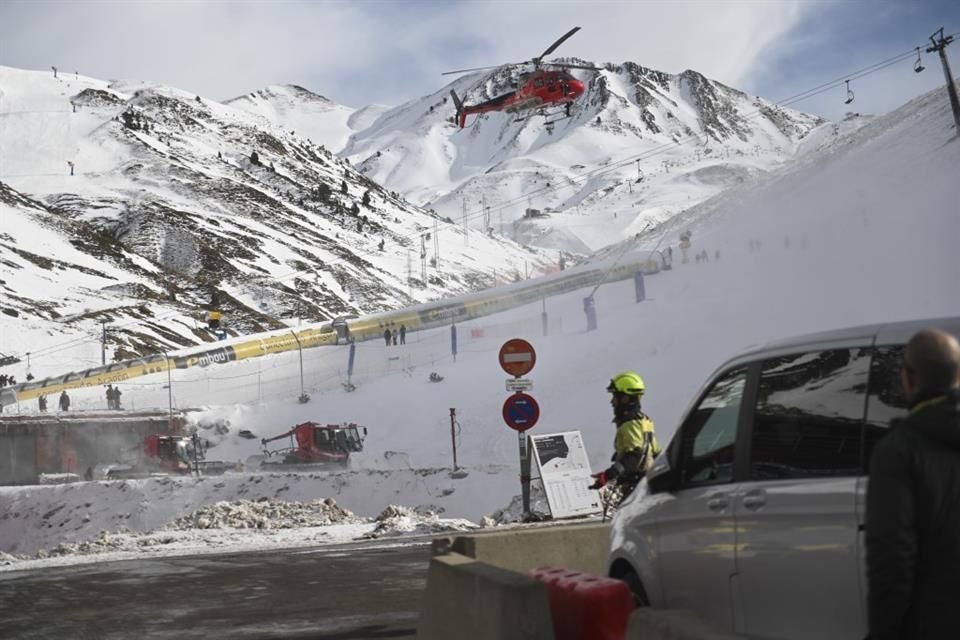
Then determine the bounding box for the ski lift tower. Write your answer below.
[926,28,960,130]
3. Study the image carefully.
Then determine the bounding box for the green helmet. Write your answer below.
[607,371,645,396]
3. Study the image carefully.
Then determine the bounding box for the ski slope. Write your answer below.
[1,81,958,566]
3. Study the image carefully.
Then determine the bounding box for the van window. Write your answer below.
[679,367,748,487]
[749,349,869,479]
[864,345,909,469]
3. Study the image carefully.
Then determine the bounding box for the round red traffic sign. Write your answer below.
[502,392,540,432]
[498,338,536,377]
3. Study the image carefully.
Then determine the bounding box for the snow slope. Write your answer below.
[225,84,360,153]
[1,80,957,568]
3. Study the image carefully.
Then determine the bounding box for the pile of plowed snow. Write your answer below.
[168,497,354,530]
[1,497,484,570]
[483,483,551,525]
[0,465,516,561]
[364,504,477,539]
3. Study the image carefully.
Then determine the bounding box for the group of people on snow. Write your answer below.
[33,387,123,412]
[105,384,122,410]
[36,391,70,412]
[383,324,407,346]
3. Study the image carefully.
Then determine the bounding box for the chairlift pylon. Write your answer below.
[914,48,925,73]
[844,80,855,105]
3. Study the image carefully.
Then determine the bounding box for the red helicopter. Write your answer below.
[444,26,598,129]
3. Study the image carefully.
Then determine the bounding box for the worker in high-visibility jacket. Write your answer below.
[590,371,660,492]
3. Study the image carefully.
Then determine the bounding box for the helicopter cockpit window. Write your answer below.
[180,440,197,464]
[535,78,544,88]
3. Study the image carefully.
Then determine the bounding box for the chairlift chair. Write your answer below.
[914,48,925,73]
[844,80,855,105]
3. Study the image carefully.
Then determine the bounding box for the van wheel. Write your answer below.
[620,569,650,608]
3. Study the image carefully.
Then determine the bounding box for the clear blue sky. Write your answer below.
[0,0,957,120]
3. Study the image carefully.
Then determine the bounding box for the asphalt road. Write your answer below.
[0,541,431,640]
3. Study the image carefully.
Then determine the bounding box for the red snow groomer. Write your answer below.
[107,434,233,479]
[259,422,366,470]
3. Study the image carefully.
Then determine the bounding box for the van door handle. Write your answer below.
[706,494,729,511]
[742,489,766,510]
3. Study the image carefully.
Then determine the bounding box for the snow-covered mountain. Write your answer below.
[342,60,826,252]
[0,66,552,373]
[224,84,387,153]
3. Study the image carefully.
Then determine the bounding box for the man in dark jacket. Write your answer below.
[867,328,960,640]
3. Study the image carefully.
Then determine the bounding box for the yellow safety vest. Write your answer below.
[614,416,660,467]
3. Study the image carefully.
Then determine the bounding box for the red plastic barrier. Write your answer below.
[529,567,633,640]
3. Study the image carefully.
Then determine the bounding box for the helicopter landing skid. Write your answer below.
[543,113,571,127]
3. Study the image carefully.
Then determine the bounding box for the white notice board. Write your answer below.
[530,431,602,519]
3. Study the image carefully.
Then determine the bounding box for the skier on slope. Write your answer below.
[589,372,660,502]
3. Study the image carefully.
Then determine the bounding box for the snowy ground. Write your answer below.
[1,82,958,570]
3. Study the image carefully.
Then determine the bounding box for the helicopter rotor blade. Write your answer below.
[534,26,581,63]
[441,64,509,77]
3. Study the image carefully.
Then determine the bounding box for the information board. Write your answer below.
[529,430,602,519]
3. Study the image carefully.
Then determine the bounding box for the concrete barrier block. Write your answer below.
[449,522,611,576]
[416,553,554,640]
[627,608,739,640]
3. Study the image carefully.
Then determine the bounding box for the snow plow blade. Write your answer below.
[196,460,236,475]
[259,460,349,472]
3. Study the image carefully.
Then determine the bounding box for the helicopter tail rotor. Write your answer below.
[449,90,467,128]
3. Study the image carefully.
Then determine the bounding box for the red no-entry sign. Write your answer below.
[502,393,540,432]
[499,338,536,377]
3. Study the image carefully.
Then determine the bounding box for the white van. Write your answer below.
[607,317,960,639]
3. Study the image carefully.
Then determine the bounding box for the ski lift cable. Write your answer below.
[17,32,957,362]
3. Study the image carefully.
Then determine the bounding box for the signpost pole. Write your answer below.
[451,323,458,363]
[449,408,459,471]
[498,338,539,520]
[290,330,309,403]
[347,342,356,390]
[541,298,548,337]
[519,430,531,517]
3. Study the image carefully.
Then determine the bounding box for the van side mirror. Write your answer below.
[647,464,679,494]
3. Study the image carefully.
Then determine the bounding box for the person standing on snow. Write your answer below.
[383,328,392,346]
[399,324,406,345]
[59,390,70,412]
[589,371,660,499]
